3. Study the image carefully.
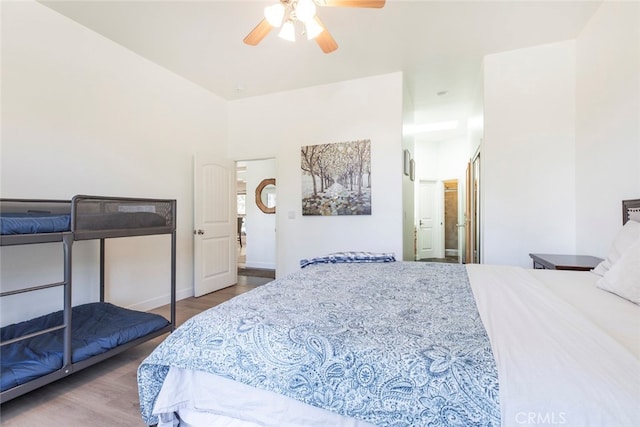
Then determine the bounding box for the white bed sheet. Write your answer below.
[530,268,640,358]
[467,264,639,427]
[153,264,639,427]
[154,367,375,427]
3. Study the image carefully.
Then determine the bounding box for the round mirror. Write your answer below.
[255,178,276,214]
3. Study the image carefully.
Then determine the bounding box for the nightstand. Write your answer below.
[529,253,603,271]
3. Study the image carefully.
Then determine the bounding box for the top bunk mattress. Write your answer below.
[0,212,167,235]
[0,213,71,235]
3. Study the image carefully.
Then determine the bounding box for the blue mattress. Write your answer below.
[0,213,71,235]
[1,302,169,392]
[0,212,167,235]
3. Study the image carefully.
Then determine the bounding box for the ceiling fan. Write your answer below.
[243,0,386,54]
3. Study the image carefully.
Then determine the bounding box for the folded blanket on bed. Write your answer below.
[300,251,396,268]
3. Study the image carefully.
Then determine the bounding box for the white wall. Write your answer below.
[416,137,468,182]
[482,3,639,267]
[0,1,227,324]
[228,73,404,276]
[575,1,640,257]
[244,159,277,269]
[468,64,485,158]
[483,41,577,267]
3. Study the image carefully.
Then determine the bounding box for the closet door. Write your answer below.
[193,154,237,297]
[417,180,438,260]
[469,151,481,263]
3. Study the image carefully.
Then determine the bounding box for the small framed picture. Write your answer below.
[410,159,415,181]
[403,149,410,175]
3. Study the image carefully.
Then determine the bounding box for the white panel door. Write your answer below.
[417,180,437,260]
[194,154,237,297]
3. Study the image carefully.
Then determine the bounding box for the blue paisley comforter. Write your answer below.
[138,262,500,426]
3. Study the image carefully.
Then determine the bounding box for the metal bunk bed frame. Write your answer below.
[0,195,176,403]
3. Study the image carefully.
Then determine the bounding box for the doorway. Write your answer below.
[443,179,459,262]
[417,180,438,260]
[236,159,276,280]
[470,150,481,263]
[236,162,247,270]
[417,179,460,263]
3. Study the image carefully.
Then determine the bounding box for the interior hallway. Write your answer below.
[237,231,276,281]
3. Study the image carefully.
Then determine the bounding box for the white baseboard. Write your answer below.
[445,249,459,257]
[245,261,276,270]
[127,287,192,312]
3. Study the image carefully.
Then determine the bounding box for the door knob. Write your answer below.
[194,229,204,235]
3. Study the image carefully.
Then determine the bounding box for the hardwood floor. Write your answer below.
[0,278,271,426]
[418,256,459,264]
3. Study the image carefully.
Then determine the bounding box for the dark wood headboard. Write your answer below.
[622,199,640,224]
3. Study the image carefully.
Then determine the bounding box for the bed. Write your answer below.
[0,195,176,403]
[137,201,640,427]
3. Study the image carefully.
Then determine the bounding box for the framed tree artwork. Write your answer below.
[301,139,371,216]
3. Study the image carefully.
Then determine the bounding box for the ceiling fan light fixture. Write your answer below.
[244,0,386,52]
[278,20,296,42]
[305,18,324,40]
[295,0,317,22]
[264,3,285,27]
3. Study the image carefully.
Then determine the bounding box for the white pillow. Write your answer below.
[596,236,640,304]
[592,219,640,276]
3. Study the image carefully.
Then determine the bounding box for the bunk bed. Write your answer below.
[0,195,176,403]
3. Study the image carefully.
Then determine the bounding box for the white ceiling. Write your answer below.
[40,0,601,126]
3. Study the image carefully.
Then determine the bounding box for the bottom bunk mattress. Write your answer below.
[1,302,169,392]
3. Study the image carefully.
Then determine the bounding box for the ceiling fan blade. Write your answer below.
[243,19,273,46]
[317,0,385,8]
[314,17,338,54]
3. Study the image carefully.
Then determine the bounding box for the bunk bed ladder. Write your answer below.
[99,238,105,303]
[62,232,73,371]
[171,228,176,329]
[0,231,74,403]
